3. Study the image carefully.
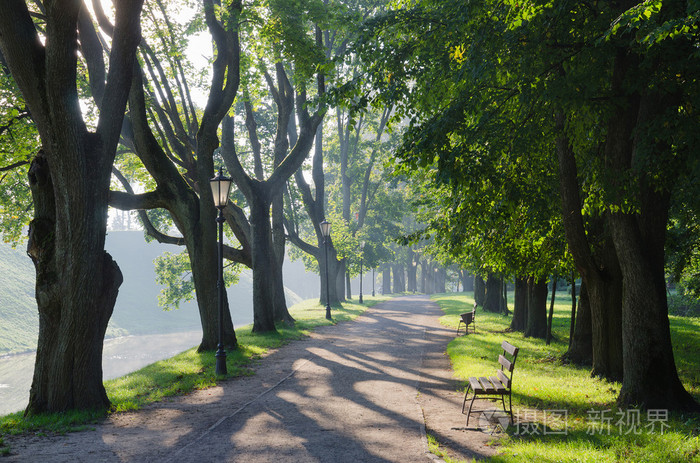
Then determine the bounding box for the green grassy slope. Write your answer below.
[0,243,38,354]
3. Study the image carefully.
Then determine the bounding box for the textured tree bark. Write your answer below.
[555,110,623,381]
[509,276,528,332]
[183,224,237,350]
[568,275,577,349]
[336,260,347,301]
[483,273,503,312]
[271,176,292,324]
[393,264,406,293]
[546,277,557,345]
[525,277,547,339]
[604,56,698,410]
[382,267,391,294]
[565,281,592,365]
[474,276,486,306]
[249,193,278,332]
[436,268,447,293]
[318,244,341,306]
[26,152,120,413]
[461,270,474,292]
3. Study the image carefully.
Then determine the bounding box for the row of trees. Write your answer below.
[1,0,697,417]
[0,0,422,414]
[351,0,699,412]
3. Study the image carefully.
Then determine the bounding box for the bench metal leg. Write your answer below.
[508,393,513,424]
[465,395,478,426]
[462,386,479,426]
[461,385,472,414]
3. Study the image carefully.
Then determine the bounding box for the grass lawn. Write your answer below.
[432,292,700,463]
[0,295,390,438]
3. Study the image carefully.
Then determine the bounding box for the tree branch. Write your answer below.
[0,160,29,172]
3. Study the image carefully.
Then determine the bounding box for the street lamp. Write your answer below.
[320,220,332,320]
[210,167,233,376]
[359,241,365,304]
[372,267,375,297]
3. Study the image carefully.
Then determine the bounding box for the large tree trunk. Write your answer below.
[407,262,417,292]
[346,269,353,299]
[483,273,503,312]
[525,277,547,339]
[605,65,698,410]
[382,267,391,294]
[509,276,528,332]
[436,268,446,293]
[392,264,405,293]
[183,224,237,350]
[564,281,592,365]
[555,110,624,381]
[27,152,122,413]
[271,192,293,324]
[586,245,624,380]
[249,193,277,332]
[320,244,341,306]
[474,276,486,306]
[461,270,474,292]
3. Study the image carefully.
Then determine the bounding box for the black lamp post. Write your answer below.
[372,267,375,297]
[359,241,365,303]
[210,167,233,376]
[320,220,332,320]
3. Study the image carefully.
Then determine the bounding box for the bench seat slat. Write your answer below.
[488,376,507,392]
[468,377,482,392]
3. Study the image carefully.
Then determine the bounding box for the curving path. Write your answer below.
[5,295,499,462]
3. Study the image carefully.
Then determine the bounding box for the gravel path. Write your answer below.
[4,295,500,462]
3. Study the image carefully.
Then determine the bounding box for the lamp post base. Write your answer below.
[215,345,227,376]
[359,294,363,304]
[325,304,332,320]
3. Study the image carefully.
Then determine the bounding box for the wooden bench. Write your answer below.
[456,303,477,335]
[461,340,519,426]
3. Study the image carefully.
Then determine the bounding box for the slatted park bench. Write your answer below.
[456,302,477,335]
[461,340,519,426]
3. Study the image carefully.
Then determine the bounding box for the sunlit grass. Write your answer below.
[433,292,700,463]
[0,295,390,436]
[427,433,477,463]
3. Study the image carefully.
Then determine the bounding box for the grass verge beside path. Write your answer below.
[0,296,390,437]
[432,292,700,463]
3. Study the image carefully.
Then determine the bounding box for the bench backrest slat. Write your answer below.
[499,354,514,372]
[501,340,518,357]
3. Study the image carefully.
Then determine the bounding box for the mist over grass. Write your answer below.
[0,231,319,355]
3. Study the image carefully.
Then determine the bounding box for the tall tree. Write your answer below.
[106,0,244,349]
[0,0,143,413]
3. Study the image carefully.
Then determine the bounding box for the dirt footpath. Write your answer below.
[4,295,501,462]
